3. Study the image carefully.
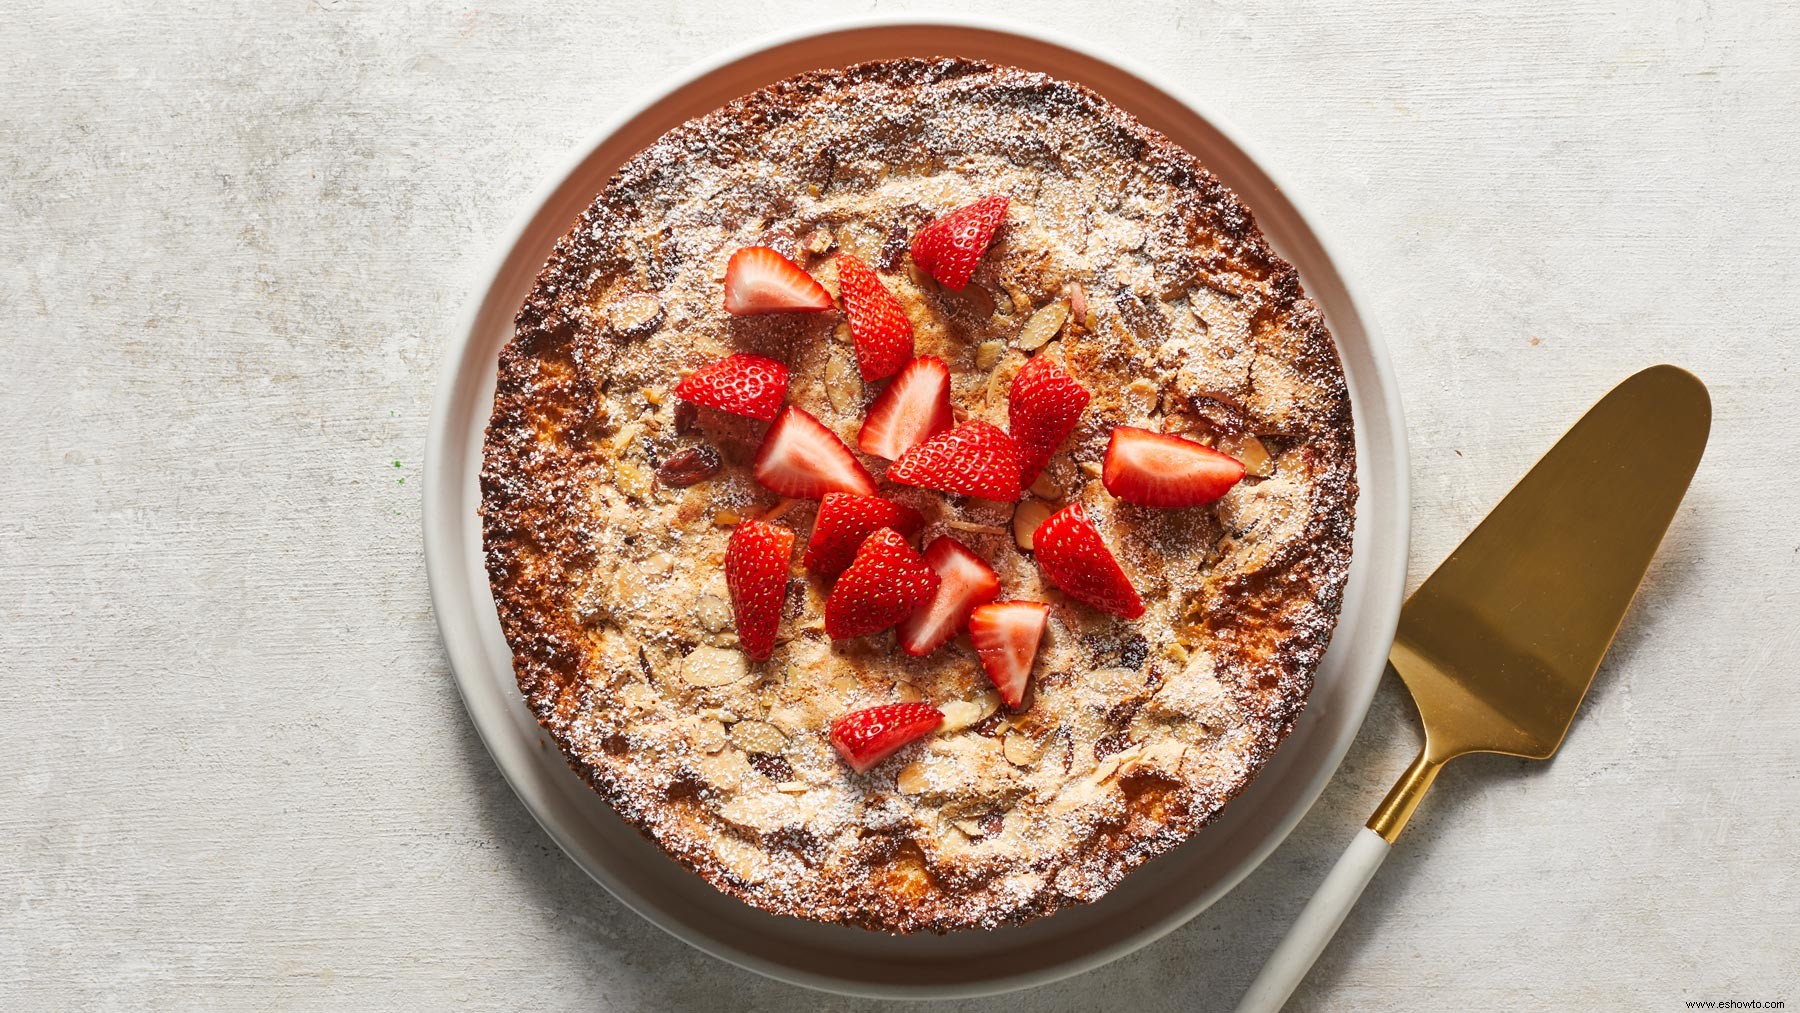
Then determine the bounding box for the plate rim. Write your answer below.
[425,13,1409,999]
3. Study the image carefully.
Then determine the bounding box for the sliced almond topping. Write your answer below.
[975,339,1005,371]
[896,761,929,795]
[775,780,810,795]
[1003,733,1042,767]
[1029,468,1066,500]
[1122,377,1161,417]
[696,706,738,724]
[953,818,988,838]
[802,227,834,255]
[680,646,750,688]
[713,509,741,527]
[939,689,1001,733]
[1012,498,1055,551]
[606,292,664,337]
[825,352,856,413]
[1014,302,1069,351]
[694,718,728,754]
[944,519,1007,536]
[729,720,788,755]
[1221,433,1274,477]
[894,681,924,703]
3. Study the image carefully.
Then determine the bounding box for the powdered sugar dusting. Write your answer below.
[481,58,1355,933]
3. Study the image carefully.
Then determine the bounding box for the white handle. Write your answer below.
[1235,827,1391,1013]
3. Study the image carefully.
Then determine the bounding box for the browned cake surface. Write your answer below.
[480,58,1355,933]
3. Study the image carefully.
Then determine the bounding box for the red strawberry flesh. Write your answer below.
[1008,355,1091,486]
[857,355,952,461]
[1032,501,1145,619]
[724,519,793,661]
[886,420,1022,501]
[824,528,941,639]
[835,254,914,381]
[802,493,925,577]
[673,353,790,422]
[830,702,945,774]
[723,246,833,314]
[752,406,877,499]
[1102,426,1247,508]
[968,600,1050,709]
[896,536,1001,657]
[909,196,1009,290]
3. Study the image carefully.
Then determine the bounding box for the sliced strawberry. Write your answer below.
[722,246,833,314]
[724,519,793,661]
[830,702,945,774]
[1102,426,1247,508]
[824,528,941,639]
[835,254,914,381]
[857,356,952,461]
[967,601,1050,709]
[909,196,1009,290]
[896,537,1001,657]
[752,406,877,499]
[672,353,790,421]
[802,493,925,578]
[1033,501,1145,619]
[886,421,1022,502]
[1008,356,1091,486]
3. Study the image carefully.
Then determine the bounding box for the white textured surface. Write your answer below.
[3,2,1796,1009]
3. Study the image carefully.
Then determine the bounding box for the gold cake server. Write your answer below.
[1238,365,1711,1012]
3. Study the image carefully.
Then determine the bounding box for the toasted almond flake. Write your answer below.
[1003,733,1042,767]
[826,352,857,413]
[1029,469,1065,500]
[953,818,988,838]
[894,681,924,703]
[1122,377,1160,417]
[697,707,738,724]
[730,720,788,755]
[803,227,834,255]
[759,498,802,524]
[832,322,853,344]
[896,762,929,795]
[1014,302,1069,351]
[641,387,664,405]
[975,339,1005,371]
[680,646,750,688]
[713,509,740,527]
[776,780,809,794]
[606,292,664,336]
[608,422,644,455]
[944,520,1007,535]
[1080,461,1104,479]
[694,718,728,754]
[1220,433,1273,477]
[1012,498,1055,551]
[1008,286,1033,314]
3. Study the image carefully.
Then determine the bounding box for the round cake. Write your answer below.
[480,58,1355,933]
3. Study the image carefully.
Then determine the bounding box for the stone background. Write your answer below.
[4,2,1796,1009]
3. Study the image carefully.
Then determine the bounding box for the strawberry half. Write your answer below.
[673,353,790,422]
[1033,501,1145,619]
[830,702,944,774]
[722,246,833,314]
[835,254,914,381]
[896,537,1001,657]
[1008,356,1091,487]
[886,421,1022,502]
[857,355,952,461]
[724,519,794,661]
[967,600,1050,709]
[824,528,941,640]
[752,406,877,499]
[909,196,1009,290]
[1102,426,1247,508]
[802,493,925,578]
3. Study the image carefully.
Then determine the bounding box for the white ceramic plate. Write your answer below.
[425,16,1408,999]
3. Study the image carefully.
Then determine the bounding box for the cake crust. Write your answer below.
[480,58,1356,933]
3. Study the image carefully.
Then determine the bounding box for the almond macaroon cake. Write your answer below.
[480,58,1356,933]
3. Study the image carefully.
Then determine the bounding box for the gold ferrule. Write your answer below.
[1366,748,1445,843]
